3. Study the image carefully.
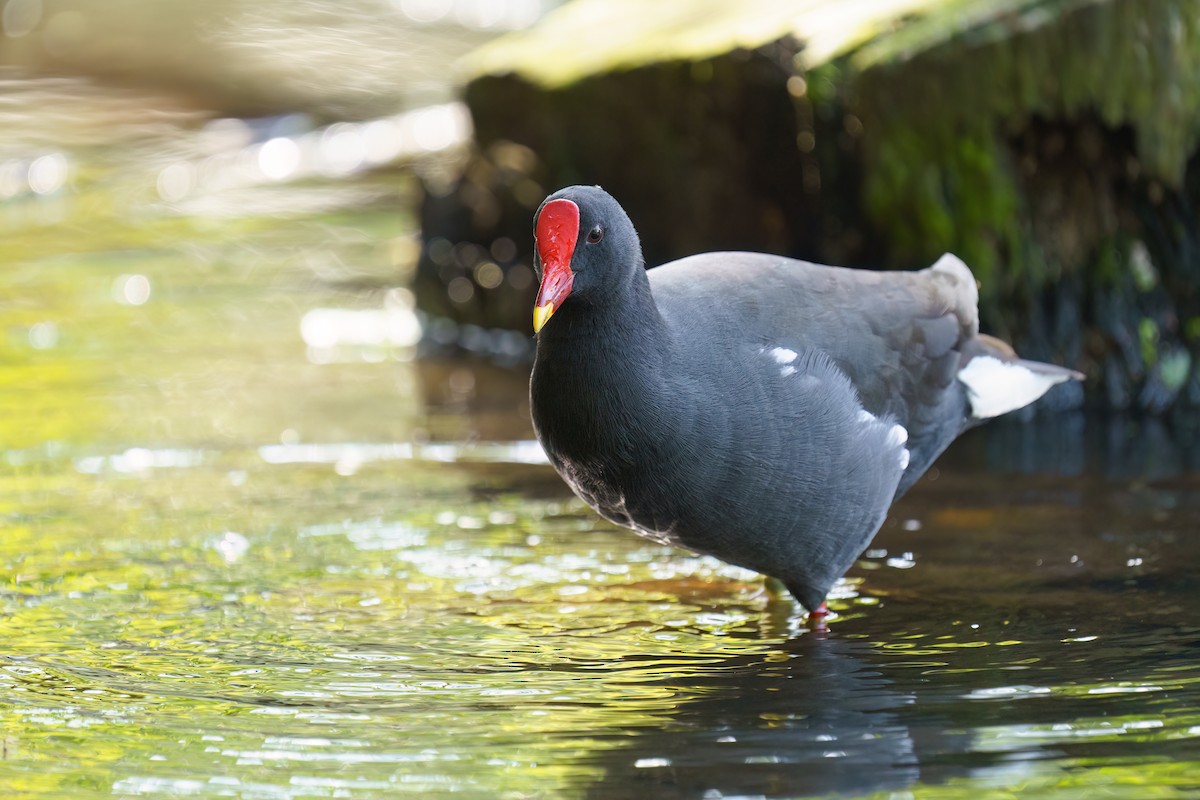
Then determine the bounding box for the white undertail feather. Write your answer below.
[958,355,1073,419]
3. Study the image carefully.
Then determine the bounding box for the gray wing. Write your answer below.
[651,252,978,497]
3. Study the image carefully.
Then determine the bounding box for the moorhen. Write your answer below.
[529,185,1081,617]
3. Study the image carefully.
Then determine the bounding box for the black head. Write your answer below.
[532,185,643,333]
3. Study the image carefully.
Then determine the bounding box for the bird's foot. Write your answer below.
[806,602,830,633]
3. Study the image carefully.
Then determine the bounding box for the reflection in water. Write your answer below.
[259,439,548,467]
[969,412,1200,480]
[74,447,206,475]
[584,635,929,799]
[300,300,423,364]
[155,103,472,217]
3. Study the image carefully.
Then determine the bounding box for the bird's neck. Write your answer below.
[532,271,675,463]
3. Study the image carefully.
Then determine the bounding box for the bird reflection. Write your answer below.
[582,624,968,799]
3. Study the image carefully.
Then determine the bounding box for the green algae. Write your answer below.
[851,0,1200,298]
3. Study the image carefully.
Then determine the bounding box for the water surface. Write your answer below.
[2,77,1199,800]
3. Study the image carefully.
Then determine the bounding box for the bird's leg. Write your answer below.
[806,602,829,633]
[764,577,831,633]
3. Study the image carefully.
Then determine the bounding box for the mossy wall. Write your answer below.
[848,0,1200,409]
[421,0,1200,411]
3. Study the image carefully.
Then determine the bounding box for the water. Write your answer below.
[3,71,1200,800]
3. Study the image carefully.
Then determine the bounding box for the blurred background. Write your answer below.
[3,1,1200,798]
[4,0,1199,414]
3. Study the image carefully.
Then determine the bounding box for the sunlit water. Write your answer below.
[2,70,1200,800]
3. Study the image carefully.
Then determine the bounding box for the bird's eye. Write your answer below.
[586,224,604,244]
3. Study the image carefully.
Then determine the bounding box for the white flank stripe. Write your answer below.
[769,347,798,365]
[857,411,910,470]
[958,356,1069,419]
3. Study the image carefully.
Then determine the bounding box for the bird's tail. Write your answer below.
[958,334,1084,420]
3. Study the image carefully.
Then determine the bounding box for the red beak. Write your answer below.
[533,198,579,332]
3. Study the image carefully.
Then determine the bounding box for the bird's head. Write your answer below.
[531,185,640,333]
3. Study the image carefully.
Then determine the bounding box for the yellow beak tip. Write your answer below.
[533,303,554,333]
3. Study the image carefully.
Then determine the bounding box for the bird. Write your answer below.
[528,185,1082,621]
